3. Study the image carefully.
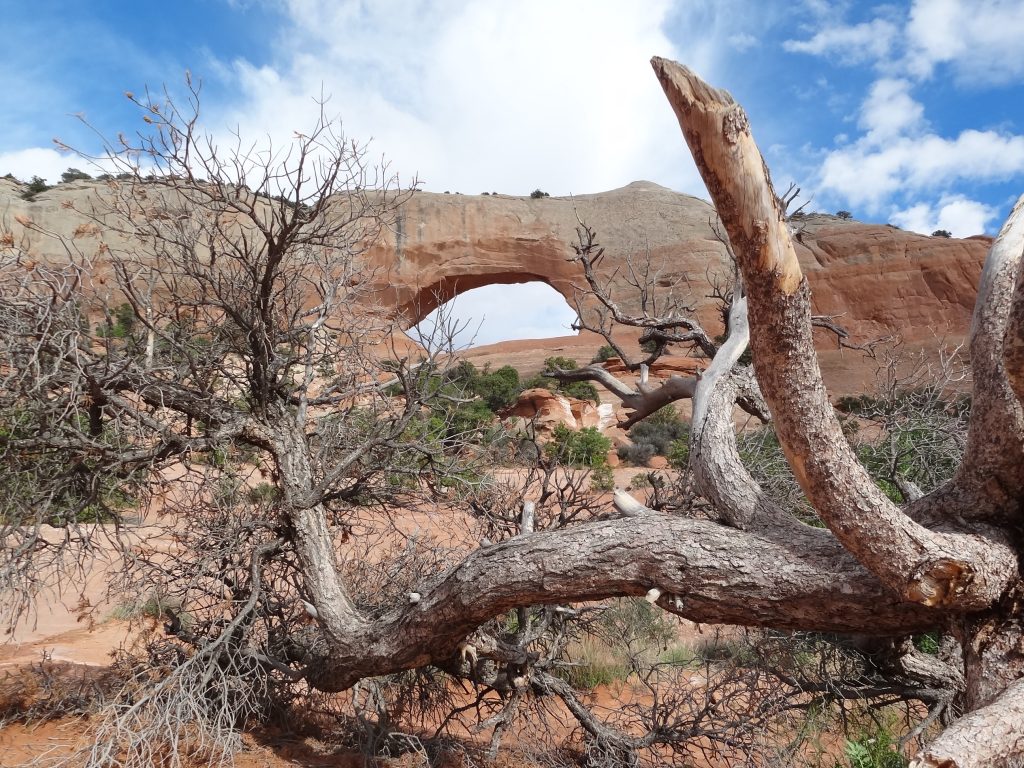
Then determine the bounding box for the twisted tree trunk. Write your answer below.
[651,56,1024,768]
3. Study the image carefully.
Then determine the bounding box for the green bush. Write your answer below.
[591,345,618,363]
[20,175,51,200]
[60,168,92,183]
[912,631,940,655]
[620,407,689,465]
[523,357,600,404]
[96,302,137,339]
[530,189,550,199]
[668,438,690,469]
[560,380,599,404]
[473,364,520,411]
[545,425,611,469]
[589,463,614,491]
[556,637,629,689]
[839,729,908,768]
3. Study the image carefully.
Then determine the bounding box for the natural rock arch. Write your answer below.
[394,272,576,329]
[356,183,990,359]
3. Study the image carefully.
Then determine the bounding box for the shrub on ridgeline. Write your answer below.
[20,175,51,200]
[60,168,92,183]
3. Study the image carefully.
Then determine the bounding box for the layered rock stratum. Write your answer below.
[2,177,989,392]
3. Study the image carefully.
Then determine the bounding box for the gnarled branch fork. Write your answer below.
[652,56,1024,766]
[652,56,1018,611]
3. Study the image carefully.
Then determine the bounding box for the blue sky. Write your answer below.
[4,0,1024,345]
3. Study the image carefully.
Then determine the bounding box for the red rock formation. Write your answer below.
[2,178,989,395]
[501,388,615,441]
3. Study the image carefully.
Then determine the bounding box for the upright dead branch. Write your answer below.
[652,56,1017,612]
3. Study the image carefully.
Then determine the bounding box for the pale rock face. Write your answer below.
[502,388,607,442]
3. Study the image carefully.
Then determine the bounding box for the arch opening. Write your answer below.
[408,280,580,349]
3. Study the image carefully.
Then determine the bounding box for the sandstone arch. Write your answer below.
[394,272,576,328]
[1,177,992,370]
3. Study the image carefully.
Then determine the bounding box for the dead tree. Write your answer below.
[651,58,1024,767]
[2,63,1022,767]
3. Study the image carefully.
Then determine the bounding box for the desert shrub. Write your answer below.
[622,406,689,465]
[473,365,520,411]
[931,229,952,238]
[589,463,614,491]
[96,302,137,339]
[546,425,611,469]
[430,398,495,442]
[557,637,629,690]
[591,344,618,363]
[618,442,656,466]
[110,592,185,625]
[912,631,940,655]
[560,380,599,404]
[523,357,600,404]
[738,426,818,522]
[835,393,880,414]
[557,599,677,689]
[668,437,690,469]
[60,167,92,183]
[840,729,908,768]
[845,386,969,502]
[836,210,853,220]
[20,175,51,200]
[530,189,550,198]
[599,598,677,651]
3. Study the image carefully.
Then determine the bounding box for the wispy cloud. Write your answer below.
[785,0,1024,230]
[783,18,899,65]
[904,0,1024,83]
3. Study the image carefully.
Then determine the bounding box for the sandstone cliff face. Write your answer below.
[362,183,989,348]
[1,178,989,356]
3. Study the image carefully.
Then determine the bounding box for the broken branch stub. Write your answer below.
[651,56,1017,609]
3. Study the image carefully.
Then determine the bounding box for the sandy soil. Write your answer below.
[0,457,807,768]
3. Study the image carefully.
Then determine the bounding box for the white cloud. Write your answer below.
[820,129,1024,210]
[785,2,1024,85]
[904,0,1024,84]
[816,66,1024,211]
[207,0,717,198]
[0,147,71,185]
[783,19,898,65]
[783,2,1024,231]
[858,78,924,140]
[889,194,999,237]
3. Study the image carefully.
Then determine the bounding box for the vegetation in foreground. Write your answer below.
[2,58,1022,768]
